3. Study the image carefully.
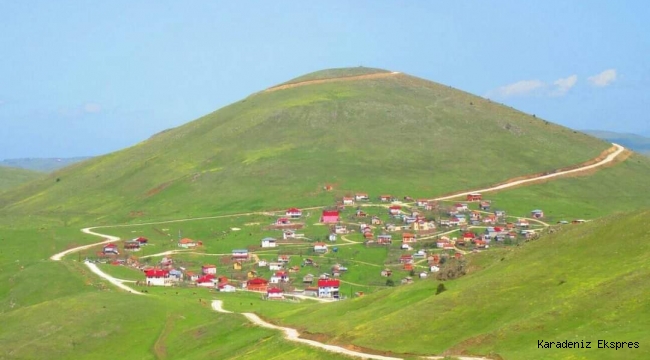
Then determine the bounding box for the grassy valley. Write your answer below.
[1,68,649,360]
[0,165,44,192]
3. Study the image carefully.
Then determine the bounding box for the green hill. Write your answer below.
[0,157,92,173]
[245,210,650,359]
[583,130,650,156]
[0,67,610,224]
[0,165,43,192]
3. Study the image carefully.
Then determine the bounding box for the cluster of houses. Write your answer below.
[101,237,148,256]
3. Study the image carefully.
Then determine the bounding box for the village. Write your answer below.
[90,191,558,301]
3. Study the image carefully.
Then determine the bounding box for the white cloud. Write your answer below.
[551,74,578,96]
[588,69,617,87]
[83,103,102,113]
[486,79,545,99]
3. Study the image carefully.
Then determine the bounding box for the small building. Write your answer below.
[267,287,284,300]
[286,208,302,218]
[466,193,482,201]
[278,254,290,263]
[103,243,119,255]
[178,238,198,249]
[232,249,249,259]
[196,274,216,288]
[303,274,314,284]
[269,262,283,271]
[321,210,340,224]
[283,230,296,239]
[389,205,402,215]
[402,233,416,243]
[380,269,392,277]
[479,201,491,210]
[379,195,392,202]
[304,287,319,297]
[144,269,170,286]
[399,254,414,264]
[416,199,429,207]
[531,209,544,218]
[124,241,140,251]
[218,283,237,292]
[261,237,277,248]
[317,279,340,298]
[355,193,369,201]
[135,237,149,245]
[314,242,328,253]
[202,264,217,275]
[275,217,291,226]
[419,271,428,279]
[246,277,269,292]
[516,218,530,228]
[328,233,337,242]
[494,210,506,218]
[342,197,354,205]
[377,234,392,245]
[232,261,242,271]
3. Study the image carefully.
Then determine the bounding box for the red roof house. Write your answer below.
[247,277,269,292]
[321,210,340,224]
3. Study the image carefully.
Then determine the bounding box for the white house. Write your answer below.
[218,284,237,292]
[267,287,284,300]
[286,208,302,218]
[269,262,284,271]
[317,279,340,298]
[328,233,337,242]
[342,197,354,205]
[355,193,369,201]
[261,237,277,248]
[314,243,328,253]
[144,269,171,286]
[201,265,217,275]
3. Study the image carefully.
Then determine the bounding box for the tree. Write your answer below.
[386,279,395,287]
[436,283,446,295]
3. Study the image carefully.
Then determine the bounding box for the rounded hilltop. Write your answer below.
[278,66,393,86]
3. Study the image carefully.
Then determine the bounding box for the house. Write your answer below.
[400,243,412,250]
[494,210,506,218]
[257,260,268,267]
[389,205,402,215]
[328,233,337,242]
[196,274,216,287]
[466,193,482,201]
[323,184,334,191]
[380,269,392,277]
[479,201,491,210]
[436,239,449,248]
[247,270,257,279]
[424,202,434,211]
[135,237,148,245]
[178,238,197,249]
[371,216,382,225]
[185,271,199,282]
[303,258,315,266]
[356,209,367,217]
[455,203,468,212]
[401,277,414,285]
[475,240,488,249]
[379,195,392,202]
[261,237,277,248]
[416,199,429,207]
[402,233,416,243]
[202,264,217,275]
[246,277,268,292]
[232,249,249,259]
[321,210,340,223]
[283,230,296,240]
[124,241,140,251]
[377,234,392,244]
[342,197,354,205]
[403,263,414,271]
[516,218,530,228]
[355,193,369,201]
[304,287,319,297]
[145,269,170,286]
[483,214,497,224]
[449,216,461,226]
[439,219,451,227]
[274,270,289,282]
[317,279,340,298]
[463,232,476,241]
[303,274,314,284]
[335,225,348,234]
[403,216,417,224]
[314,242,328,253]
[267,287,284,300]
[364,232,374,241]
[430,265,440,272]
[531,209,544,218]
[160,256,173,267]
[103,243,119,255]
[269,262,284,271]
[286,208,302,218]
[278,254,290,263]
[218,283,237,292]
[399,254,414,264]
[275,217,291,226]
[419,271,428,279]
[233,261,242,271]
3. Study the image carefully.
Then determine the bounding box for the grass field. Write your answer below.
[0,68,649,360]
[0,165,43,193]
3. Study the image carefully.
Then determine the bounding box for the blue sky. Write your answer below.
[1,1,648,159]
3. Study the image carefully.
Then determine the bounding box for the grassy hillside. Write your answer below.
[0,165,43,192]
[0,68,610,224]
[246,210,650,359]
[0,157,92,173]
[280,66,391,85]
[583,130,650,156]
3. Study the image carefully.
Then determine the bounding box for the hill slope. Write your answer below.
[0,156,92,172]
[583,130,650,156]
[250,210,650,359]
[0,67,610,224]
[0,165,43,192]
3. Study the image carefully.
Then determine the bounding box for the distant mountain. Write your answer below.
[0,165,44,192]
[0,157,92,172]
[583,130,650,156]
